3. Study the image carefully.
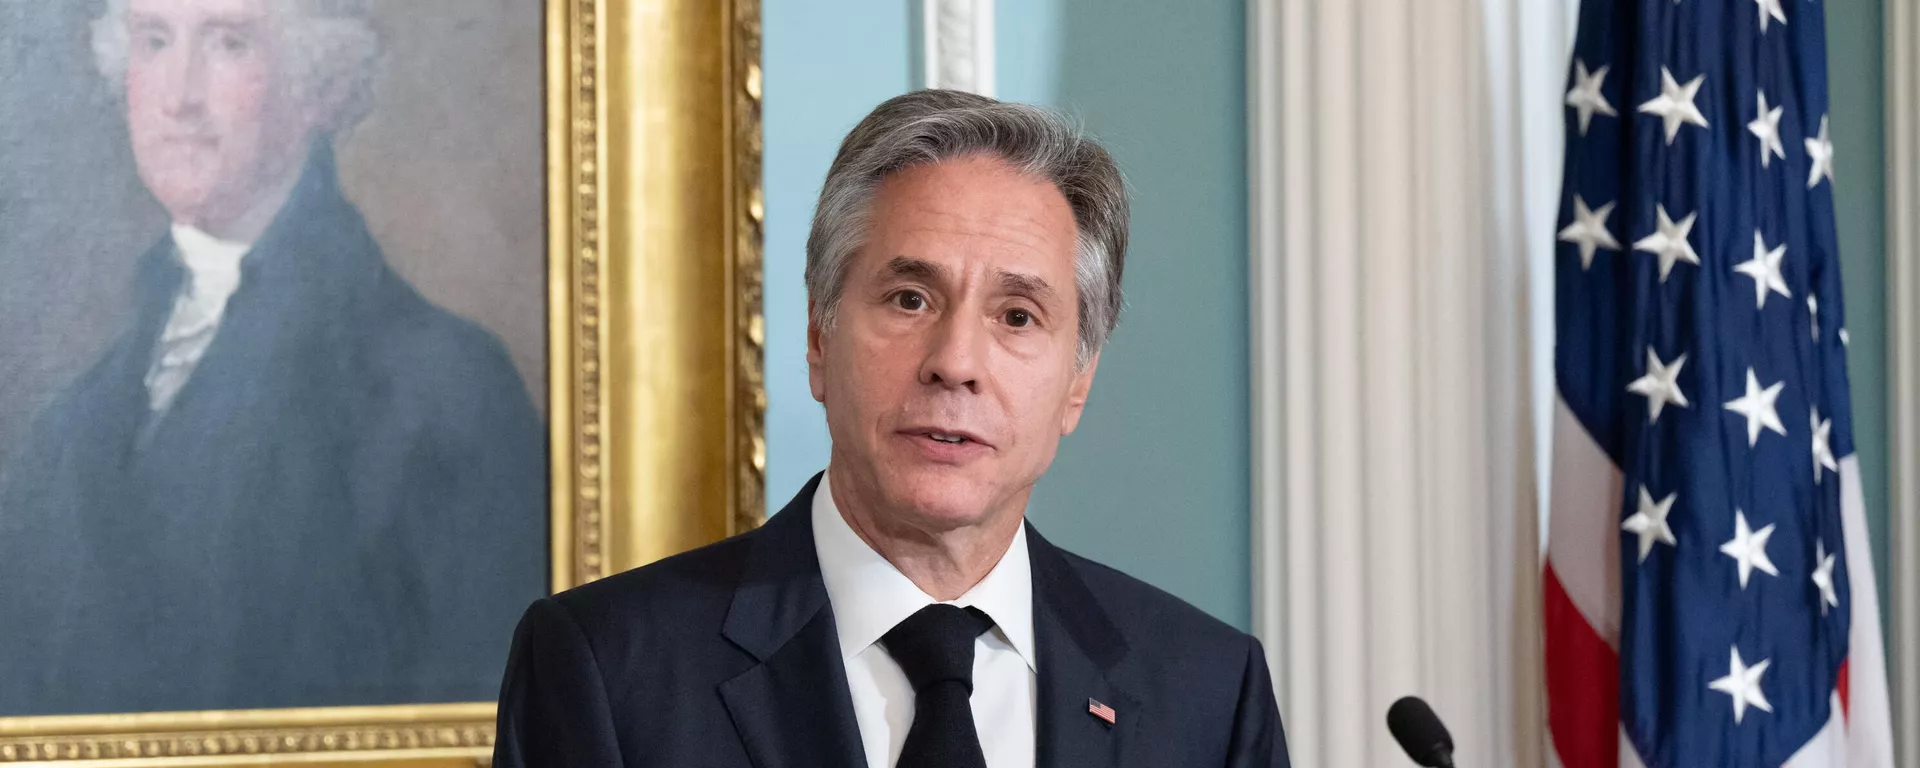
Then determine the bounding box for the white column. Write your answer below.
[1248,0,1548,763]
[1883,0,1920,762]
[920,0,995,96]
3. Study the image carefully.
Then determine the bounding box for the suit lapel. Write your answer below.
[1030,523,1140,768]
[717,474,865,768]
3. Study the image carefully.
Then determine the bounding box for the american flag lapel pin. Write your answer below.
[1088,698,1116,726]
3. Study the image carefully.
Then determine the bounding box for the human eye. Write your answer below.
[135,30,170,53]
[891,289,929,312]
[209,29,251,56]
[1003,308,1035,328]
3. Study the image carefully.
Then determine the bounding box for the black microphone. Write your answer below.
[1386,696,1456,768]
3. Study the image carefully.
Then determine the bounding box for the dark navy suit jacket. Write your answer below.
[0,147,546,714]
[494,473,1290,767]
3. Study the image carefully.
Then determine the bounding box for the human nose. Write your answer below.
[157,39,208,118]
[917,309,986,394]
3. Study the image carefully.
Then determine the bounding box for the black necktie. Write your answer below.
[882,604,997,768]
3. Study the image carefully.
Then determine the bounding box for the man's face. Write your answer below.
[810,155,1100,531]
[124,0,314,231]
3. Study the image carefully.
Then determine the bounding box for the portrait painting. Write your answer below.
[0,0,763,760]
[0,0,549,714]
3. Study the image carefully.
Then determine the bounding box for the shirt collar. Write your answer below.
[169,224,251,297]
[811,470,1037,673]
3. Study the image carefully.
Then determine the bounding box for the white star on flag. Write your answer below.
[1634,204,1700,282]
[1708,646,1774,724]
[1724,367,1787,447]
[1544,0,1904,755]
[1752,0,1787,33]
[1734,231,1792,309]
[1812,539,1840,614]
[1621,485,1679,563]
[1566,59,1617,136]
[1559,196,1622,270]
[1638,67,1709,145]
[1806,115,1835,189]
[1720,509,1780,589]
[1747,90,1786,168]
[1626,347,1689,423]
[1812,407,1838,484]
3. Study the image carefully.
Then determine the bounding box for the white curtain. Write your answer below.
[1247,0,1576,763]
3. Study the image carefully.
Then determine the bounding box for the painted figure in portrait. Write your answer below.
[0,0,547,715]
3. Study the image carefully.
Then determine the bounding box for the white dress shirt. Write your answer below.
[811,471,1038,768]
[144,225,252,414]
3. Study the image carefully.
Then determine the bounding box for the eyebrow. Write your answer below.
[127,12,264,33]
[199,15,265,32]
[997,270,1058,304]
[883,256,948,283]
[882,257,1059,304]
[127,13,170,31]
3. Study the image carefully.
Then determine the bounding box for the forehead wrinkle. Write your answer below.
[889,197,1068,261]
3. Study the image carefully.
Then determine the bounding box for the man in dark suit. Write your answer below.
[0,0,544,713]
[494,90,1290,767]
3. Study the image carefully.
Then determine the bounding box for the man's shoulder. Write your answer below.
[1041,540,1274,732]
[360,283,516,380]
[537,526,763,644]
[1047,542,1254,656]
[349,278,536,424]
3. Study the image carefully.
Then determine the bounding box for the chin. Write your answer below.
[158,194,218,224]
[879,470,998,530]
[142,177,219,221]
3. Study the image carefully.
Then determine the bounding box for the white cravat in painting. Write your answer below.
[142,167,301,419]
[144,224,252,415]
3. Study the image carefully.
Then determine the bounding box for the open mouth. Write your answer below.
[904,427,988,450]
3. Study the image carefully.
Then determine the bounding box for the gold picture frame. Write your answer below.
[0,0,763,763]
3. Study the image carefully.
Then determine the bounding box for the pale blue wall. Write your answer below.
[760,0,905,520]
[1824,0,1891,635]
[762,0,1253,629]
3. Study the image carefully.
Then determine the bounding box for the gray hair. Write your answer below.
[806,89,1129,367]
[91,0,382,134]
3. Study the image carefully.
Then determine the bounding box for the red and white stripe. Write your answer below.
[1543,394,1894,767]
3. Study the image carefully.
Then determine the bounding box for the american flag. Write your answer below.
[1544,0,1895,766]
[1088,698,1116,726]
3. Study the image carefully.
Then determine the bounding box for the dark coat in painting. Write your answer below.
[0,148,546,714]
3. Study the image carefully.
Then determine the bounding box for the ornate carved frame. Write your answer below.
[0,0,763,764]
